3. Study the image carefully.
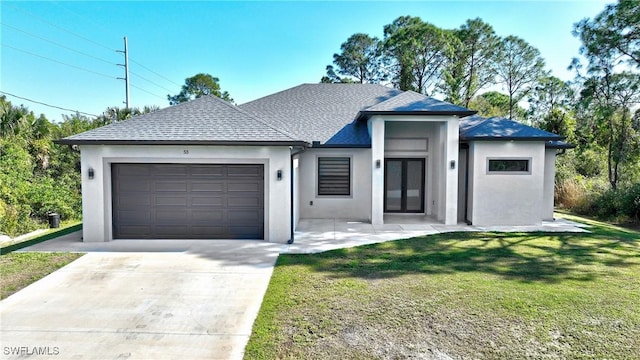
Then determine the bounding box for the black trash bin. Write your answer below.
[48,213,60,228]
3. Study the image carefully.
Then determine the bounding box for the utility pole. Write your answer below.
[116,36,130,109]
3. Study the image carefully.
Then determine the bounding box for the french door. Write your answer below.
[384,158,425,213]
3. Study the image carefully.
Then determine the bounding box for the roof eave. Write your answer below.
[545,142,576,149]
[311,143,371,148]
[460,136,565,142]
[357,110,477,121]
[53,139,309,147]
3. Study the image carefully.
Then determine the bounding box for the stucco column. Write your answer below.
[444,117,459,225]
[542,149,557,220]
[80,146,107,242]
[369,117,385,225]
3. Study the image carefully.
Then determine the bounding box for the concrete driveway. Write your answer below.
[0,240,281,360]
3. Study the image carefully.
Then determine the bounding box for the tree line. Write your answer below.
[321,1,639,222]
[0,99,159,237]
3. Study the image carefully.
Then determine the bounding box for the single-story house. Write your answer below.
[57,83,571,243]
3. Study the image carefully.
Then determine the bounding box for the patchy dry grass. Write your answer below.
[245,215,640,359]
[0,252,83,299]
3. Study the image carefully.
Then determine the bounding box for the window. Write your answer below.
[487,158,531,174]
[318,157,351,196]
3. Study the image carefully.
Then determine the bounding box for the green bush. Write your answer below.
[620,183,640,223]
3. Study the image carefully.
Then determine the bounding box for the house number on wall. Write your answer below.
[183,150,189,155]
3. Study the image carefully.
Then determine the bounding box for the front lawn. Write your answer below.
[0,252,83,299]
[245,215,640,359]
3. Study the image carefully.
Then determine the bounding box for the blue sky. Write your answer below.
[1,1,608,121]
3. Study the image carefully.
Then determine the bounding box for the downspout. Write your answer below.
[289,146,306,244]
[463,144,472,225]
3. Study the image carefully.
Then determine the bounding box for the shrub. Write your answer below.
[620,182,640,223]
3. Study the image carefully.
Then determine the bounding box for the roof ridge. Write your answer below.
[211,95,302,142]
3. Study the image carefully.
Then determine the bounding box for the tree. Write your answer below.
[384,17,453,94]
[168,73,233,105]
[320,65,357,84]
[574,0,640,68]
[97,105,160,124]
[493,36,546,119]
[468,91,526,119]
[326,33,386,84]
[0,96,31,138]
[572,0,640,189]
[442,18,501,107]
[527,75,575,134]
[577,72,640,189]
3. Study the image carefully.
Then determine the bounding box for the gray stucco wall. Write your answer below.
[468,141,546,226]
[297,148,372,221]
[79,144,292,243]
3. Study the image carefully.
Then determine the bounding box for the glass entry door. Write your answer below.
[384,159,425,213]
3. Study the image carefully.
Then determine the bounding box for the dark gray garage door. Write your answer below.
[112,163,264,239]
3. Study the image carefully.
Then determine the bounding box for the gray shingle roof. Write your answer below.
[460,116,564,141]
[56,84,567,147]
[360,90,476,116]
[239,83,401,144]
[57,95,302,145]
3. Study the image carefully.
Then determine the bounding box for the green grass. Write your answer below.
[0,252,83,299]
[0,222,82,255]
[245,214,640,359]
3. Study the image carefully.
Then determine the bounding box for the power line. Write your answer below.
[0,91,100,117]
[130,71,175,93]
[0,22,118,66]
[129,58,182,87]
[5,2,178,103]
[2,43,117,80]
[12,1,181,89]
[130,84,166,100]
[3,2,116,53]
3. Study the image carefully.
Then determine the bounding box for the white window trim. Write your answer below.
[486,157,532,175]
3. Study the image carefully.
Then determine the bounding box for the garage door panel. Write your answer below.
[191,196,224,206]
[117,225,152,237]
[155,225,190,236]
[191,210,225,221]
[228,210,262,221]
[156,196,188,206]
[229,226,263,238]
[153,165,188,176]
[112,163,264,239]
[157,210,188,221]
[227,165,263,177]
[118,166,151,176]
[117,210,151,222]
[156,181,188,192]
[118,195,151,207]
[228,182,261,192]
[191,226,226,236]
[190,165,225,176]
[191,181,224,192]
[228,196,262,207]
[118,179,150,192]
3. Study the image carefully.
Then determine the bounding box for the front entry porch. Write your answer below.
[289,217,589,254]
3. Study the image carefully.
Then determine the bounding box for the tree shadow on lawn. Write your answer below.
[279,230,640,283]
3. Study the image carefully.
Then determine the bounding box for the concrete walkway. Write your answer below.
[284,217,589,253]
[1,218,588,359]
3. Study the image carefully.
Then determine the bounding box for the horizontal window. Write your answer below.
[318,157,351,196]
[488,158,531,173]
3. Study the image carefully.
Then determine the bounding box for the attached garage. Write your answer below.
[112,163,264,239]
